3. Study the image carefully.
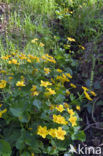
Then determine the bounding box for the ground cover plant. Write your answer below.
[0,0,103,155]
[0,40,97,155]
[1,47,86,155]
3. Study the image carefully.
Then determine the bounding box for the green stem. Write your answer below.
[90,55,96,90]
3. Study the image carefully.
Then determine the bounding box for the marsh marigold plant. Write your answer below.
[0,50,96,155]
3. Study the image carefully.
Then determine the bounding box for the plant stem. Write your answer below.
[90,54,96,89]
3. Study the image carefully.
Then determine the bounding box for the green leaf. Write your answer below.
[16,136,25,150]
[19,113,30,123]
[55,94,65,103]
[71,130,86,141]
[16,129,41,153]
[0,140,11,155]
[2,154,11,156]
[10,108,23,117]
[65,67,72,75]
[21,152,30,156]
[16,129,25,150]
[46,146,58,155]
[50,140,56,146]
[33,99,41,109]
[4,126,21,146]
[70,94,75,101]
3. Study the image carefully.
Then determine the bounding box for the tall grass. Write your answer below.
[56,0,103,42]
[1,0,103,51]
[23,0,56,17]
[4,0,56,17]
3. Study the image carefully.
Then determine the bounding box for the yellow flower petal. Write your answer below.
[84,91,92,101]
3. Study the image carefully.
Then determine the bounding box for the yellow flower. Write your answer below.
[64,44,71,49]
[31,91,39,96]
[27,55,39,62]
[45,54,54,59]
[41,55,47,60]
[28,128,33,131]
[0,80,7,89]
[0,70,6,74]
[67,37,76,42]
[10,73,14,75]
[50,104,55,110]
[40,80,52,87]
[35,57,40,63]
[28,55,36,60]
[82,86,88,91]
[56,74,70,83]
[64,8,73,14]
[39,42,44,47]
[1,56,9,60]
[84,91,92,101]
[66,73,72,79]
[53,114,59,122]
[20,76,25,80]
[37,126,48,138]
[26,59,32,63]
[67,108,75,116]
[53,114,68,125]
[0,108,7,118]
[76,106,80,111]
[90,91,96,96]
[62,74,70,82]
[30,85,37,92]
[8,59,18,65]
[56,105,64,112]
[51,78,55,84]
[56,75,62,80]
[18,55,27,60]
[8,60,12,64]
[79,45,85,50]
[48,128,57,138]
[8,77,13,80]
[68,10,73,14]
[31,153,35,156]
[46,88,56,95]
[11,52,16,56]
[56,69,63,73]
[44,92,50,98]
[69,116,77,127]
[32,68,38,74]
[70,83,76,88]
[30,85,39,96]
[64,102,69,108]
[31,38,38,43]
[66,89,70,95]
[55,127,66,140]
[47,58,56,64]
[41,54,56,63]
[44,68,50,75]
[16,80,25,87]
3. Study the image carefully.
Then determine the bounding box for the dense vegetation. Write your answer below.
[0,0,103,155]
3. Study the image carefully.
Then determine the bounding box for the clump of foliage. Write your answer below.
[0,39,88,155]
